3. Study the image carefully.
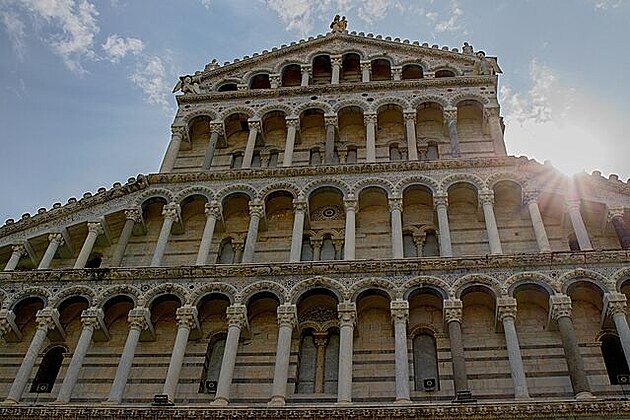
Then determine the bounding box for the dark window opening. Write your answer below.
[601,334,630,384]
[31,346,65,393]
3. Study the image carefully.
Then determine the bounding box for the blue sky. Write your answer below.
[1,0,629,222]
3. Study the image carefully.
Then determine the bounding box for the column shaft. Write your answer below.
[448,320,469,396]
[111,217,135,267]
[4,246,25,271]
[445,115,461,158]
[434,198,453,257]
[557,315,592,396]
[283,120,298,167]
[331,61,341,84]
[313,334,327,393]
[390,200,404,259]
[269,305,296,406]
[159,129,183,173]
[55,324,95,403]
[196,204,219,265]
[344,200,356,260]
[213,323,242,405]
[300,66,310,86]
[392,309,410,402]
[404,117,418,161]
[487,110,507,156]
[242,202,262,263]
[567,202,593,250]
[38,234,63,269]
[150,216,175,267]
[5,326,48,403]
[325,123,336,164]
[74,222,103,269]
[106,327,142,403]
[365,117,377,163]
[290,202,306,262]
[202,131,220,170]
[337,325,354,403]
[612,313,630,375]
[611,215,630,249]
[527,199,551,252]
[502,316,529,399]
[162,325,191,402]
[481,197,503,254]
[242,122,259,169]
[361,63,370,82]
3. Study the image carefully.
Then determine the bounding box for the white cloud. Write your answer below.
[129,55,172,110]
[200,0,212,9]
[425,0,464,34]
[0,9,26,61]
[357,0,404,24]
[588,0,625,9]
[102,34,144,63]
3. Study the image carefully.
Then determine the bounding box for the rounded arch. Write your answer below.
[398,59,428,72]
[220,106,257,120]
[340,49,366,60]
[259,182,300,201]
[240,281,288,306]
[351,177,394,196]
[306,49,334,63]
[49,286,96,309]
[302,178,351,199]
[274,60,306,74]
[452,274,504,299]
[432,64,463,76]
[559,269,612,295]
[140,283,189,308]
[369,55,393,65]
[295,101,333,116]
[451,94,489,107]
[5,287,51,311]
[401,276,450,300]
[610,268,630,292]
[188,283,237,306]
[486,172,528,191]
[290,277,346,303]
[257,103,294,119]
[213,78,243,91]
[411,95,449,110]
[333,99,369,113]
[440,173,485,192]
[348,278,397,302]
[182,109,219,126]
[506,272,556,297]
[174,186,214,204]
[95,285,142,308]
[243,68,273,82]
[133,188,175,209]
[370,97,410,113]
[215,183,258,203]
[397,175,439,196]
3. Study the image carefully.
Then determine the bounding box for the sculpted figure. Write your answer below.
[205,58,219,71]
[340,16,348,31]
[462,42,473,55]
[173,72,202,95]
[472,51,492,75]
[330,15,341,32]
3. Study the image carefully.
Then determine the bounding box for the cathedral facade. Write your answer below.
[1,22,630,419]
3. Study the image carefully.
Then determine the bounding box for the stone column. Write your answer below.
[269,74,281,89]
[111,209,142,267]
[333,239,344,260]
[403,109,418,161]
[566,200,593,250]
[497,298,529,400]
[433,195,453,257]
[337,302,357,404]
[0,310,19,342]
[313,333,328,393]
[550,294,594,399]
[202,122,224,170]
[38,233,64,269]
[444,299,473,402]
[444,109,461,158]
[213,304,247,406]
[414,234,426,257]
[242,119,261,169]
[524,192,551,252]
[242,200,263,263]
[105,308,151,404]
[479,191,503,254]
[55,309,104,404]
[324,114,337,164]
[311,239,322,261]
[269,304,297,406]
[162,306,198,403]
[233,241,244,264]
[196,201,220,265]
[608,208,630,249]
[290,200,307,262]
[360,61,371,82]
[4,308,62,404]
[485,107,507,156]
[160,126,185,173]
[331,56,342,84]
[604,293,630,373]
[343,197,357,260]
[390,300,411,403]
[391,66,402,81]
[74,221,104,269]
[300,65,311,86]
[150,203,180,267]
[389,197,404,259]
[4,244,27,271]
[283,116,299,167]
[364,112,377,163]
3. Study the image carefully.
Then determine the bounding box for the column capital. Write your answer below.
[226,304,248,328]
[313,332,328,347]
[604,292,627,318]
[443,108,457,122]
[330,55,342,66]
[300,64,312,75]
[248,200,265,218]
[360,60,371,70]
[293,199,307,213]
[285,116,300,127]
[337,302,357,327]
[162,203,181,221]
[364,112,377,125]
[523,190,540,206]
[81,308,104,330]
[124,208,143,223]
[497,297,518,321]
[171,125,186,138]
[391,66,402,78]
[479,191,495,206]
[388,197,403,212]
[444,299,463,324]
[433,194,449,208]
[310,238,323,248]
[565,199,582,212]
[247,119,262,132]
[48,233,64,246]
[390,300,409,323]
[608,207,626,222]
[324,114,338,128]
[277,304,298,328]
[176,306,199,329]
[209,121,225,135]
[550,294,572,320]
[87,221,104,236]
[0,309,16,337]
[11,244,27,257]
[36,307,60,330]
[484,106,500,118]
[205,201,221,218]
[269,74,281,86]
[127,308,151,331]
[403,109,417,121]
[343,197,358,212]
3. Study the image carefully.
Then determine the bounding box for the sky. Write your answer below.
[0,0,629,222]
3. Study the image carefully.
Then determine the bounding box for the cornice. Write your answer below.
[1,250,628,284]
[176,75,497,104]
[1,400,629,419]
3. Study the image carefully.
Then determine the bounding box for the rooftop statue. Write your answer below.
[173,71,202,95]
[330,14,347,32]
[472,51,493,75]
[462,42,474,55]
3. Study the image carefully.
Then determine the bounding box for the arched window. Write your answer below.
[426,142,439,160]
[413,333,439,391]
[250,74,271,89]
[301,236,313,261]
[231,152,243,169]
[341,53,361,83]
[268,151,279,167]
[320,237,336,260]
[371,59,391,81]
[402,64,423,80]
[435,69,455,78]
[296,330,339,394]
[601,334,630,384]
[218,83,238,92]
[346,146,357,164]
[312,55,332,84]
[568,233,580,251]
[281,64,302,87]
[85,253,102,268]
[389,144,402,161]
[199,336,226,393]
[251,152,262,168]
[218,240,235,264]
[31,346,66,393]
[296,332,316,393]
